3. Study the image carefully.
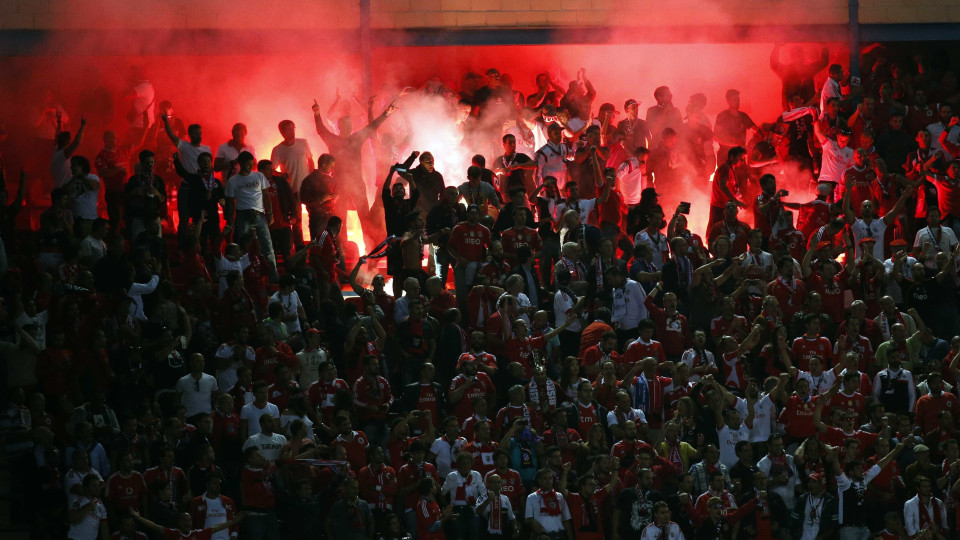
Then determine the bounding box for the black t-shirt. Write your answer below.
[494,153,533,192]
[728,462,758,495]
[616,487,664,538]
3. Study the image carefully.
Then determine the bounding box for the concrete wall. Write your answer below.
[2,0,958,31]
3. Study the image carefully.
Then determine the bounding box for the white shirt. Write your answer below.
[296,347,328,388]
[903,494,948,536]
[819,78,842,113]
[679,348,716,383]
[851,217,887,260]
[476,492,515,533]
[51,149,71,188]
[270,290,303,333]
[130,80,156,128]
[554,289,582,332]
[555,198,595,226]
[606,407,647,427]
[798,493,825,540]
[127,275,159,321]
[883,255,917,303]
[214,342,256,392]
[835,465,881,525]
[270,139,314,192]
[611,279,648,330]
[914,225,958,260]
[430,436,467,479]
[927,121,960,163]
[239,401,280,437]
[640,522,684,540]
[175,373,218,417]
[872,367,916,411]
[242,432,287,461]
[225,171,269,212]
[819,138,854,186]
[749,394,777,443]
[535,141,576,189]
[176,140,212,175]
[216,253,251,298]
[78,235,107,265]
[634,230,670,269]
[215,142,256,182]
[741,250,774,276]
[524,490,571,533]
[757,453,798,509]
[617,156,647,206]
[200,494,231,540]
[717,423,750,468]
[65,468,103,507]
[441,470,486,506]
[69,174,101,220]
[67,496,107,540]
[797,369,836,397]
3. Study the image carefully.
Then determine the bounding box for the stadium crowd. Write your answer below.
[4,42,960,540]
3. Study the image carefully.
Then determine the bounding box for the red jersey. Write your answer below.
[416,498,444,540]
[771,228,806,262]
[352,375,393,423]
[707,219,750,255]
[817,426,878,451]
[398,461,441,509]
[477,260,511,287]
[449,372,495,423]
[485,468,525,509]
[501,227,543,259]
[720,352,748,391]
[253,343,296,385]
[309,229,342,284]
[567,490,605,540]
[448,222,491,262]
[574,401,601,438]
[806,270,849,322]
[306,378,350,423]
[914,391,960,435]
[267,380,302,411]
[106,471,147,510]
[710,315,747,341]
[599,188,626,228]
[826,391,866,421]
[643,296,690,357]
[778,395,818,439]
[842,164,875,216]
[505,335,546,379]
[211,410,241,455]
[464,440,499,477]
[622,339,666,378]
[710,163,739,208]
[494,404,542,439]
[332,431,370,473]
[790,336,833,371]
[143,466,187,504]
[540,428,582,466]
[358,464,398,511]
[581,345,620,381]
[240,465,274,510]
[797,200,831,239]
[95,147,131,193]
[766,277,808,321]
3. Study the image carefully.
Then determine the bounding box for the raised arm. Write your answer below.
[129,508,165,533]
[64,116,87,158]
[881,184,916,226]
[160,109,181,147]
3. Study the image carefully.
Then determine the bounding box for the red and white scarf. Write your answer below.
[528,379,558,410]
[538,489,563,516]
[919,497,943,531]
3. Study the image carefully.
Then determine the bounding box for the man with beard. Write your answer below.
[493,134,537,195]
[646,86,683,149]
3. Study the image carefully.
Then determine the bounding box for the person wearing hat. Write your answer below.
[534,122,577,190]
[842,179,915,260]
[789,472,838,540]
[903,444,940,495]
[616,98,650,154]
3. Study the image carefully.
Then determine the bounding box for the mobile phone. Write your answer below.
[677,202,691,214]
[850,76,861,87]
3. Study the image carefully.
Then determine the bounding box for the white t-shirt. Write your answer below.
[201,494,230,540]
[130,81,156,129]
[524,490,571,533]
[270,290,303,333]
[634,230,670,268]
[819,78,842,113]
[65,468,103,507]
[611,279,648,330]
[175,373,218,417]
[216,253,251,298]
[851,218,887,260]
[67,496,107,540]
[78,235,107,265]
[242,432,287,461]
[177,140,212,175]
[927,121,960,163]
[280,414,315,442]
[69,174,101,220]
[296,347,328,388]
[797,369,836,397]
[554,289,581,332]
[215,142,256,182]
[51,149,71,188]
[617,157,647,206]
[270,139,313,193]
[214,342,256,392]
[239,401,280,437]
[914,225,958,260]
[429,436,467,479]
[225,171,269,212]
[749,394,777,443]
[717,423,750,468]
[819,139,854,186]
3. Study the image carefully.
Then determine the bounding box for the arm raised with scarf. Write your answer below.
[812,376,842,433]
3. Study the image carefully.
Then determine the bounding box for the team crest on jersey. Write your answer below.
[469,231,475,238]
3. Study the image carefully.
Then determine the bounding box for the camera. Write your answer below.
[677,202,691,214]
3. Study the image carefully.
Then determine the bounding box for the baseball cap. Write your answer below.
[858,237,876,245]
[914,444,930,453]
[624,99,639,109]
[305,328,320,335]
[599,102,616,113]
[890,239,908,247]
[808,473,823,482]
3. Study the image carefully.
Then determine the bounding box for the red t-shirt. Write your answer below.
[106,471,147,510]
[574,401,600,438]
[505,335,546,379]
[710,315,747,341]
[707,220,749,255]
[767,277,808,322]
[306,378,350,423]
[778,395,818,439]
[826,391,866,422]
[622,339,666,377]
[485,468,525,510]
[449,373,495,423]
[309,230,341,284]
[332,431,370,473]
[842,165,875,216]
[790,336,834,371]
[448,222,491,262]
[710,163,738,208]
[416,498,445,540]
[398,462,440,509]
[501,227,543,259]
[806,270,849,322]
[581,345,620,381]
[599,188,625,227]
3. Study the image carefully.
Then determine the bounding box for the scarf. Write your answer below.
[409,318,427,354]
[674,255,692,287]
[596,257,605,291]
[454,472,475,505]
[666,439,684,472]
[538,489,562,516]
[528,379,558,410]
[561,257,586,282]
[632,374,650,413]
[578,492,598,531]
[490,492,503,532]
[919,497,943,530]
[769,453,792,478]
[879,311,904,340]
